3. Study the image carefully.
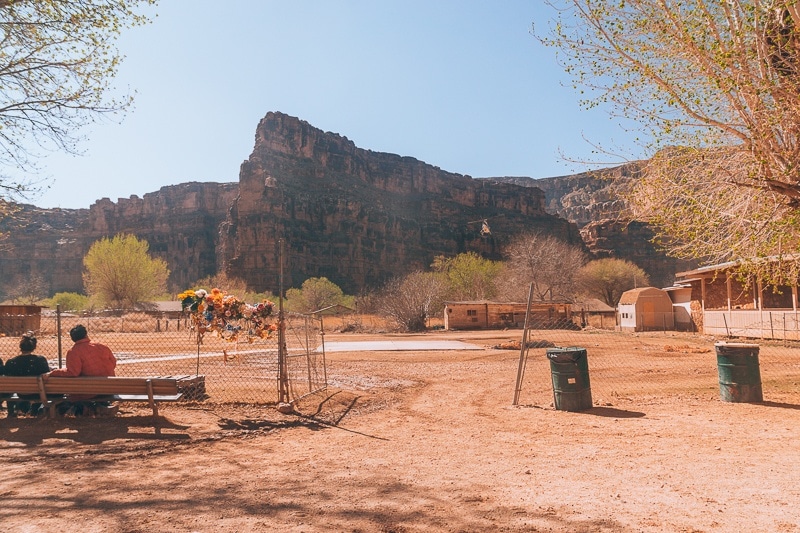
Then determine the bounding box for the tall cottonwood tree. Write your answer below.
[379,271,447,332]
[578,258,650,307]
[0,0,156,200]
[83,234,169,307]
[502,232,586,301]
[285,277,348,313]
[540,1,800,284]
[431,252,502,301]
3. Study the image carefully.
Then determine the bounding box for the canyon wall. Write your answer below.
[0,111,689,300]
[488,163,696,288]
[0,182,237,298]
[221,112,582,294]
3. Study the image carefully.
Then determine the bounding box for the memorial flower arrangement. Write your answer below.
[179,288,277,343]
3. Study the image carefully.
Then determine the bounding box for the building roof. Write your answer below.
[663,285,692,292]
[573,298,615,312]
[618,287,668,305]
[444,300,571,305]
[309,304,356,315]
[149,301,184,313]
[675,253,800,279]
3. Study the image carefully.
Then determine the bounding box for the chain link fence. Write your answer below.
[0,309,327,405]
[3,309,799,408]
[510,315,800,407]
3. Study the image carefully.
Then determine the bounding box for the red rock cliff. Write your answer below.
[221,112,582,294]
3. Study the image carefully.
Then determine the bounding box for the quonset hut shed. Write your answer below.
[617,287,675,332]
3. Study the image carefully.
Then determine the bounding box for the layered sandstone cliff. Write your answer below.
[489,163,696,287]
[221,112,582,294]
[0,111,689,300]
[0,182,237,297]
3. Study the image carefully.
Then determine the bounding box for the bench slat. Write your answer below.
[0,376,42,394]
[0,376,183,420]
[42,377,179,396]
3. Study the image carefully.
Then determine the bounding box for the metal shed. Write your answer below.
[617,287,675,332]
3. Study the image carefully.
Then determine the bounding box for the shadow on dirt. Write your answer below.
[584,406,646,418]
[0,415,190,445]
[758,400,800,410]
[217,417,325,432]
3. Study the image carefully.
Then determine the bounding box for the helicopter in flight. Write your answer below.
[466,214,505,237]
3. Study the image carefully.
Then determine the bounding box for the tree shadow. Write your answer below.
[1,469,631,533]
[216,417,325,432]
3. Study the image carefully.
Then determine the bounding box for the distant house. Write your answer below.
[309,304,356,316]
[443,301,573,330]
[572,298,617,330]
[617,287,675,332]
[146,301,185,319]
[0,305,45,336]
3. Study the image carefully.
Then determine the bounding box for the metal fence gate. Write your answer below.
[2,308,327,405]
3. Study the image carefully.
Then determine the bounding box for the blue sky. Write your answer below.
[29,1,643,209]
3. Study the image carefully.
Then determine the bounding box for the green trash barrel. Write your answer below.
[714,342,763,403]
[546,347,592,411]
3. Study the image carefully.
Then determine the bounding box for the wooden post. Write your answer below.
[512,283,535,406]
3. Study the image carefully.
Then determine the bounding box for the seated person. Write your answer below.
[3,332,52,417]
[48,324,117,416]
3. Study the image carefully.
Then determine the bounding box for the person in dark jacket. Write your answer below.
[4,332,51,416]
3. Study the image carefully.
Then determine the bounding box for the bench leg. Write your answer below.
[146,380,159,418]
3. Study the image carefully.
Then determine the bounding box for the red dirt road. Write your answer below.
[2,330,799,532]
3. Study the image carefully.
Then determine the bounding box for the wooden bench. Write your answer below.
[0,375,182,418]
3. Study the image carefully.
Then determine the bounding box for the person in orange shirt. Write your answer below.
[49,324,117,415]
[50,324,116,378]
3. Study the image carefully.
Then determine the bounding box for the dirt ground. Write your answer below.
[2,329,800,532]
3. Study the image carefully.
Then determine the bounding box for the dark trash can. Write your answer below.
[546,346,592,411]
[714,342,763,403]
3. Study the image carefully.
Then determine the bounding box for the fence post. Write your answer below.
[277,238,290,408]
[56,304,63,369]
[770,311,774,339]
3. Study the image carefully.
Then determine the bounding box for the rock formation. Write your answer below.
[0,182,237,298]
[489,163,697,287]
[0,110,690,299]
[221,112,582,294]
[488,162,640,228]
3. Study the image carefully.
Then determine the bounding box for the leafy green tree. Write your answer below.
[45,292,90,312]
[539,1,800,284]
[285,277,348,313]
[0,0,156,200]
[578,258,650,307]
[379,271,447,332]
[83,234,169,307]
[431,252,502,301]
